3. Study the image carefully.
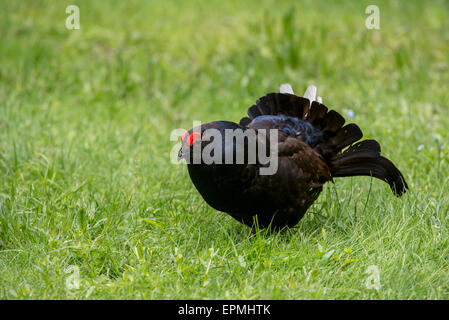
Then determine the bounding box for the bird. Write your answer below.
[178,84,408,230]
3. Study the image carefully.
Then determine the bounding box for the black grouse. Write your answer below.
[178,85,408,229]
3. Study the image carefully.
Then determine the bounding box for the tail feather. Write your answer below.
[308,100,328,124]
[321,110,346,133]
[240,91,408,196]
[329,140,408,196]
[330,139,381,162]
[331,124,364,152]
[245,93,310,121]
[315,123,363,158]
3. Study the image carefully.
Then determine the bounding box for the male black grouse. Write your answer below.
[178,84,408,229]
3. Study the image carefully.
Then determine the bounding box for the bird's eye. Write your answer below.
[187,132,201,146]
[180,131,188,142]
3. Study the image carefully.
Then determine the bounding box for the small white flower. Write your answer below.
[417,144,424,151]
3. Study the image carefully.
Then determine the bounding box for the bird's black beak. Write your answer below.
[177,148,183,161]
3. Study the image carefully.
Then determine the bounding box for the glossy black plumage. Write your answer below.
[179,92,408,229]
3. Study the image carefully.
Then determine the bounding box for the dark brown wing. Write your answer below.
[238,133,331,228]
[246,112,332,187]
[277,136,332,187]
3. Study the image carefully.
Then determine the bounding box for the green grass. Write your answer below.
[1,0,449,299]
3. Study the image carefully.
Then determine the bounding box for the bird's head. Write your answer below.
[177,121,244,164]
[177,127,201,162]
[177,122,229,163]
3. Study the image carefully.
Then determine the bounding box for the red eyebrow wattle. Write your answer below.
[188,132,201,146]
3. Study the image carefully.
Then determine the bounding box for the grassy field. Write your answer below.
[1,0,449,299]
